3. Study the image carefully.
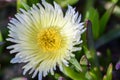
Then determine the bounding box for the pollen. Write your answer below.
[37,27,62,52]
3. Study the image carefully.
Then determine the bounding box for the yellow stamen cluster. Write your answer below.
[37,27,62,52]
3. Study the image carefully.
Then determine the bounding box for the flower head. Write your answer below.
[7,0,85,80]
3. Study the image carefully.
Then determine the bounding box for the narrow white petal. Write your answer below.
[38,72,42,80]
[32,69,38,78]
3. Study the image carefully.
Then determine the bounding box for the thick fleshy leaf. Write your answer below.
[103,63,113,80]
[0,31,3,45]
[99,3,115,35]
[104,1,120,17]
[80,55,88,66]
[82,46,92,61]
[55,0,78,7]
[85,7,99,40]
[85,20,95,51]
[17,0,40,11]
[89,71,98,80]
[85,21,102,79]
[69,57,82,72]
[85,72,93,80]
[85,20,98,65]
[85,20,99,66]
[17,0,29,11]
[0,31,3,54]
[111,0,118,3]
[89,67,102,80]
[84,0,95,16]
[62,65,86,80]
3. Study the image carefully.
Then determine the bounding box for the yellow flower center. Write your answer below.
[37,27,62,52]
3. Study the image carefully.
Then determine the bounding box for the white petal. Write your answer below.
[38,72,42,80]
[32,69,39,78]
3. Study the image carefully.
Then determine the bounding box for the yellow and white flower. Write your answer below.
[7,0,85,80]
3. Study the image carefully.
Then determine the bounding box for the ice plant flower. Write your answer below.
[7,0,85,80]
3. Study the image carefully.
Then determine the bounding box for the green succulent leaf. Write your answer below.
[103,63,113,80]
[69,57,82,72]
[0,31,3,54]
[106,63,113,80]
[17,0,30,11]
[63,65,86,80]
[85,72,93,80]
[85,7,99,40]
[83,46,92,60]
[80,55,88,66]
[55,0,78,8]
[89,71,98,80]
[99,3,115,35]
[111,0,118,3]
